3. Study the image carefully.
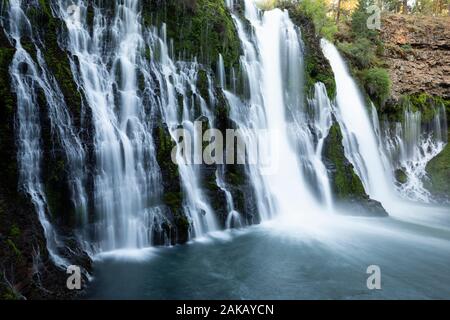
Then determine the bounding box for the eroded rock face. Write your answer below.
[380,14,450,100]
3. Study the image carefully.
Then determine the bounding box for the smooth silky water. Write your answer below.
[87,2,450,299]
[4,0,449,299]
[87,209,450,299]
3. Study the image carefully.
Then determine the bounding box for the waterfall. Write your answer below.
[223,0,334,221]
[217,54,226,88]
[4,0,85,266]
[322,39,397,207]
[10,0,440,262]
[307,83,334,211]
[216,168,242,229]
[53,0,166,252]
[322,39,448,210]
[144,23,219,237]
[379,105,447,202]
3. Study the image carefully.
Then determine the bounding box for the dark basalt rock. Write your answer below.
[322,121,389,217]
[336,197,389,218]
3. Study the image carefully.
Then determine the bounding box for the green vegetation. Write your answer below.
[360,67,391,107]
[155,125,180,183]
[395,169,407,184]
[323,124,366,198]
[144,0,241,69]
[6,239,22,258]
[426,133,450,199]
[283,2,336,98]
[26,1,83,123]
[337,38,376,69]
[0,47,15,113]
[298,0,337,40]
[2,287,19,300]
[9,224,21,239]
[389,94,449,123]
[335,0,391,110]
[163,192,183,211]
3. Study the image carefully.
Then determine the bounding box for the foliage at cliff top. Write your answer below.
[296,0,337,41]
[266,0,337,40]
[334,0,392,111]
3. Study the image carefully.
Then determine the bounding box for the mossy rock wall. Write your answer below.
[426,133,450,201]
[322,124,366,199]
[383,93,449,124]
[282,3,336,98]
[144,0,241,70]
[323,123,388,216]
[153,123,190,244]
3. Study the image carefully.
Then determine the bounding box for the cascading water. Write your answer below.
[10,0,448,261]
[55,0,164,252]
[322,39,448,212]
[144,24,219,237]
[375,105,447,202]
[321,39,397,207]
[306,83,334,211]
[224,0,334,220]
[4,0,86,266]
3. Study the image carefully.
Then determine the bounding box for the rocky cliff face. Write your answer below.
[379,14,450,200]
[380,14,449,100]
[0,0,387,299]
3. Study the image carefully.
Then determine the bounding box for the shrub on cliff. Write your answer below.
[360,67,391,106]
[337,38,376,69]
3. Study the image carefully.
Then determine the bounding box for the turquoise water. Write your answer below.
[87,206,450,300]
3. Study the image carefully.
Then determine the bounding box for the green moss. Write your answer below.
[324,124,366,198]
[226,171,244,186]
[0,30,18,193]
[408,93,437,122]
[26,1,83,122]
[426,134,450,198]
[144,0,241,69]
[304,53,336,98]
[395,169,407,184]
[155,125,179,182]
[2,288,19,300]
[0,47,15,114]
[283,3,336,98]
[9,224,21,239]
[390,94,448,124]
[359,67,391,107]
[337,38,377,69]
[196,69,209,99]
[163,192,183,211]
[6,239,22,258]
[176,214,190,230]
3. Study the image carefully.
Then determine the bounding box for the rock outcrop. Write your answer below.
[380,14,450,100]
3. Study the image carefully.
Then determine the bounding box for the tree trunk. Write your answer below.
[336,0,342,23]
[402,0,408,14]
